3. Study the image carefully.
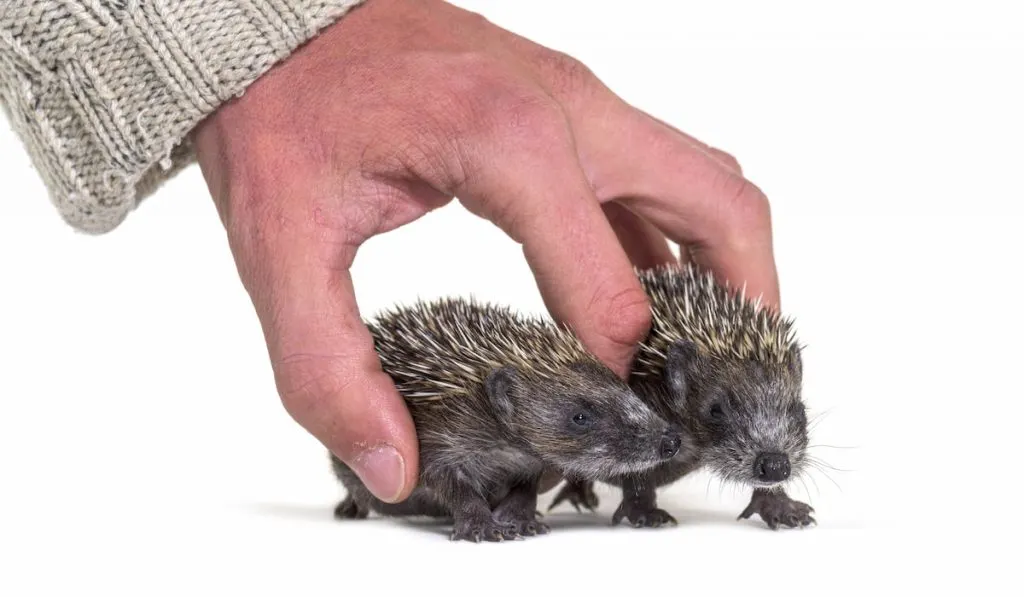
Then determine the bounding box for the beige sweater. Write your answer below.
[0,0,366,234]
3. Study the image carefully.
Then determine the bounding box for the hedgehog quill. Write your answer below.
[549,263,816,530]
[330,297,686,542]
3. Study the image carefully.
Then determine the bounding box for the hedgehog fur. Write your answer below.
[634,263,801,376]
[549,263,815,530]
[332,296,683,541]
[368,297,597,401]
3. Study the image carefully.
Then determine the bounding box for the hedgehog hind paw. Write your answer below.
[500,518,550,537]
[450,518,520,543]
[547,481,599,513]
[333,496,369,520]
[493,504,549,537]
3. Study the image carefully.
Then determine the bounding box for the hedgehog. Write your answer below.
[548,263,815,530]
[330,296,686,542]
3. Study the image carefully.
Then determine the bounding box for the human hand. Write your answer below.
[193,0,779,503]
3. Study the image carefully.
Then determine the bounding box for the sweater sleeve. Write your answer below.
[0,0,366,234]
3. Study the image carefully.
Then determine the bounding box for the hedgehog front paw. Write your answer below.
[500,516,550,537]
[333,496,369,520]
[611,501,677,528]
[547,481,599,512]
[449,517,520,543]
[493,502,550,537]
[738,490,815,530]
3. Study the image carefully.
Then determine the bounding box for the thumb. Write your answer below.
[256,255,419,504]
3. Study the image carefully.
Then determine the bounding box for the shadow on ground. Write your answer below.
[246,499,768,538]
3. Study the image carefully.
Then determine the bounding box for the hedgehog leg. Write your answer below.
[494,480,549,537]
[333,453,454,521]
[547,480,599,513]
[610,474,677,528]
[330,455,377,520]
[737,488,815,530]
[333,495,369,520]
[441,481,520,543]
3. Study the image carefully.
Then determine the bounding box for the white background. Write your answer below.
[1,0,1022,594]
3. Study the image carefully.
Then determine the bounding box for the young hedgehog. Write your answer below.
[330,297,685,542]
[549,264,815,530]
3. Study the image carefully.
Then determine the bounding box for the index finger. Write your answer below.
[581,104,781,309]
[455,107,651,378]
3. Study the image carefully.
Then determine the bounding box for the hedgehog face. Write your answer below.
[665,340,808,489]
[485,361,686,480]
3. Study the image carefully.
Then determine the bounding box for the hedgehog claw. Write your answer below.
[493,514,548,538]
[450,518,518,543]
[519,521,549,536]
[548,481,599,513]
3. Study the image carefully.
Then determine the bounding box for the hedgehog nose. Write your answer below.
[755,452,791,482]
[659,430,682,459]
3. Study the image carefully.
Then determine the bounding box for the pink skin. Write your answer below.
[193,0,780,504]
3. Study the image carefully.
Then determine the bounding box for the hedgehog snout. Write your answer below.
[754,452,791,483]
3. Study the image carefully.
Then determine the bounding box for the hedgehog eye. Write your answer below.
[572,412,591,427]
[709,402,726,421]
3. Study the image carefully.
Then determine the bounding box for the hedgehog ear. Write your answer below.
[485,365,520,421]
[665,340,699,405]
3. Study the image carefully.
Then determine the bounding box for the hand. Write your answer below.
[193,0,779,503]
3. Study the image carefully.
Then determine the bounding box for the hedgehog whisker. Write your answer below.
[797,474,814,501]
[804,468,821,497]
[792,462,821,499]
[808,462,843,492]
[806,454,853,474]
[806,406,834,425]
[808,458,853,474]
[717,473,745,500]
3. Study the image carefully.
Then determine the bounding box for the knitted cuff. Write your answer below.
[0,0,367,234]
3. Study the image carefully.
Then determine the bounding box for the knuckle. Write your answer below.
[273,353,351,422]
[719,174,772,231]
[461,8,493,30]
[333,179,396,250]
[543,50,600,98]
[710,149,743,175]
[479,185,531,242]
[495,92,566,141]
[442,55,567,143]
[591,284,652,350]
[360,116,468,194]
[460,76,566,142]
[438,53,506,114]
[405,53,495,137]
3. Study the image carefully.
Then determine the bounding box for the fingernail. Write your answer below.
[351,445,405,503]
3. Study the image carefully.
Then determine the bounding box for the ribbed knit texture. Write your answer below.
[0,0,367,234]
